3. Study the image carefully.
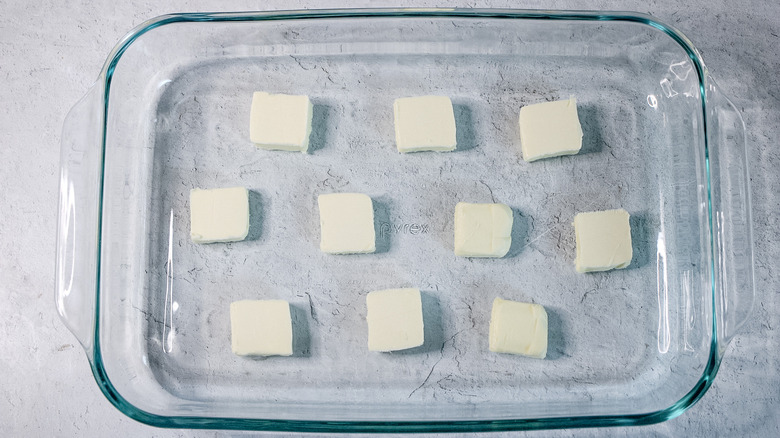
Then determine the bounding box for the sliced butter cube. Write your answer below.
[318,193,376,254]
[489,298,548,359]
[574,208,633,273]
[250,91,313,152]
[393,96,457,152]
[230,300,293,357]
[366,288,424,352]
[454,202,513,257]
[190,187,249,244]
[518,97,583,162]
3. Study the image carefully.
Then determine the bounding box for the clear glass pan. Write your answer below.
[55,8,754,432]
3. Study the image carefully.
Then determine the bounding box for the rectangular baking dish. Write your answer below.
[55,9,754,432]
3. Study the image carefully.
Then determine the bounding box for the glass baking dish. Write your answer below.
[55,8,755,432]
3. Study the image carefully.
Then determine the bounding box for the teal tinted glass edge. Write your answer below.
[89,9,721,432]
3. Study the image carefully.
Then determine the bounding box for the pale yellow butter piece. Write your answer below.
[454,202,513,257]
[366,288,424,352]
[393,96,457,152]
[250,91,313,152]
[518,97,583,162]
[489,298,548,359]
[230,299,293,357]
[189,187,249,244]
[574,208,633,273]
[318,193,376,254]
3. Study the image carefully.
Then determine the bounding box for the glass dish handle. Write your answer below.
[706,76,755,353]
[55,83,105,360]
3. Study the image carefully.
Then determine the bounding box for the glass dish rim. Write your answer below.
[90,8,721,432]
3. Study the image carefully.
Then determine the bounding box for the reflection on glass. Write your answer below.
[669,61,692,80]
[682,270,696,352]
[657,230,671,354]
[58,180,77,308]
[163,209,175,353]
[660,78,677,98]
[647,94,658,109]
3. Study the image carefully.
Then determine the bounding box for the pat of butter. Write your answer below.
[318,193,376,254]
[518,97,583,162]
[454,202,513,257]
[489,298,548,359]
[250,91,313,152]
[574,208,633,273]
[393,96,457,152]
[230,300,293,357]
[190,187,249,244]
[366,288,424,352]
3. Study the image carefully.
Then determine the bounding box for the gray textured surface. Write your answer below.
[0,0,778,436]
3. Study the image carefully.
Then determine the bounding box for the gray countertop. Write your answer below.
[1,0,778,436]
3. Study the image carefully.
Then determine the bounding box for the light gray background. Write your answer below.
[0,0,777,436]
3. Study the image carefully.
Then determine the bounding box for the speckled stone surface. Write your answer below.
[1,0,778,436]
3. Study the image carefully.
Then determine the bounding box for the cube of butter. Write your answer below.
[393,96,457,152]
[454,202,513,257]
[518,97,583,162]
[366,288,424,352]
[250,91,313,152]
[318,193,376,254]
[489,298,548,359]
[190,187,249,244]
[230,299,293,357]
[574,208,633,273]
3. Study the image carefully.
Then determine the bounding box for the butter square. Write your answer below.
[230,300,293,357]
[574,208,633,273]
[454,202,513,257]
[250,91,313,152]
[489,298,548,359]
[393,96,457,152]
[318,193,376,254]
[366,288,424,352]
[518,97,583,162]
[189,187,249,244]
